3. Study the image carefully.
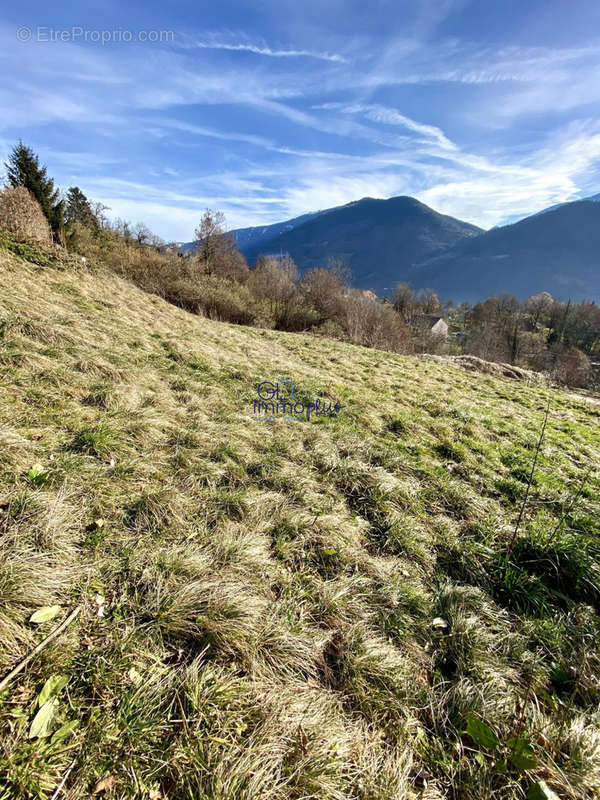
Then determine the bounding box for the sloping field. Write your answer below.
[0,243,599,799]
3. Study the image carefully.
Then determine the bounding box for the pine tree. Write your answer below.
[65,186,98,230]
[4,142,64,241]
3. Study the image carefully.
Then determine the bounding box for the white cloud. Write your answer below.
[2,18,600,240]
[189,36,348,63]
[316,102,457,150]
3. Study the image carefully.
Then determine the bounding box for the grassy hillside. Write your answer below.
[0,240,599,800]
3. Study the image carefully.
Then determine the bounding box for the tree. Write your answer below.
[132,222,152,246]
[343,289,409,352]
[65,186,99,231]
[525,292,554,329]
[91,201,110,229]
[113,218,133,243]
[193,210,247,280]
[249,255,299,326]
[417,288,442,315]
[392,283,418,323]
[4,142,64,241]
[302,267,344,321]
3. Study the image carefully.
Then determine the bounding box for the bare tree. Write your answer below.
[193,209,247,280]
[343,290,409,352]
[417,288,442,315]
[392,283,418,323]
[248,255,299,326]
[302,267,344,321]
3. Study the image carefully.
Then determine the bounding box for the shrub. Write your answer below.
[248,256,299,328]
[342,291,410,353]
[552,345,592,387]
[302,267,345,322]
[0,187,52,246]
[178,276,258,326]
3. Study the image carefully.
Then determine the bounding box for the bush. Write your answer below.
[343,291,410,353]
[302,267,345,322]
[552,345,592,387]
[0,187,52,246]
[248,256,299,328]
[183,276,259,326]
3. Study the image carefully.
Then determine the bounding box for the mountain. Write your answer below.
[230,210,323,251]
[410,198,600,303]
[233,196,483,295]
[525,191,600,220]
[179,210,324,254]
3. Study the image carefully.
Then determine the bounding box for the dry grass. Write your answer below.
[0,188,52,247]
[0,240,599,799]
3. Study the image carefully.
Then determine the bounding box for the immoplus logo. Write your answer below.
[252,379,345,422]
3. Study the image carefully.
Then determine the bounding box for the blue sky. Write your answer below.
[1,0,600,241]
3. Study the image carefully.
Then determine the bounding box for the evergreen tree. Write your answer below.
[4,142,64,241]
[65,186,98,230]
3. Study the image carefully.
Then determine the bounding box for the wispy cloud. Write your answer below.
[316,102,457,150]
[188,33,348,63]
[2,8,600,239]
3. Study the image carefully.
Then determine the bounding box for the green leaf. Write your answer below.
[30,605,61,624]
[507,736,533,754]
[510,751,538,771]
[37,675,69,707]
[527,781,560,800]
[28,698,59,739]
[465,716,499,750]
[27,463,47,486]
[51,719,79,743]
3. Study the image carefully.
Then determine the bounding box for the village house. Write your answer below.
[412,314,449,339]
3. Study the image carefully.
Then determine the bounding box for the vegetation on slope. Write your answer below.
[3,142,599,392]
[0,240,599,799]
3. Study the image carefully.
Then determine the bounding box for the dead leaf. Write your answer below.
[30,605,61,624]
[128,667,142,685]
[95,593,106,618]
[93,774,117,794]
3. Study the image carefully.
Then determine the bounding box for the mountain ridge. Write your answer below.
[411,197,600,302]
[236,195,483,295]
[183,191,600,301]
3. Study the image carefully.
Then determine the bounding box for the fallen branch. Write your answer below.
[0,606,81,693]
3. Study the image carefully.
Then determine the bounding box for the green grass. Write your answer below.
[0,241,600,799]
